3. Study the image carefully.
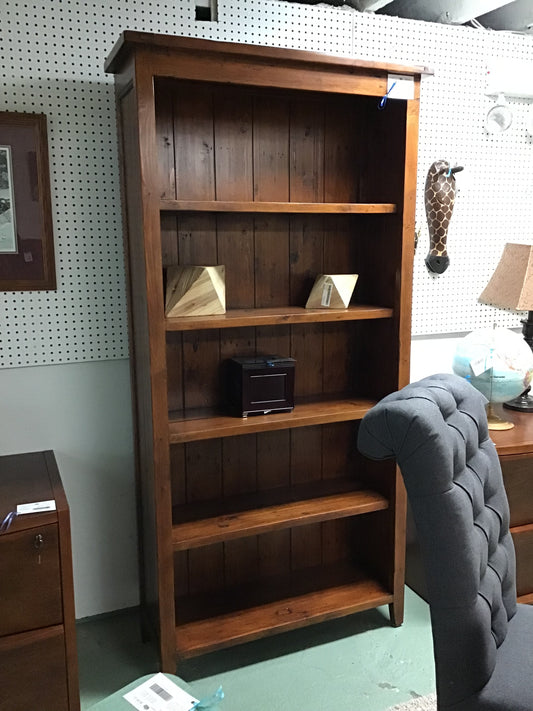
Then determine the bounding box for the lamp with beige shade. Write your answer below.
[479,242,533,412]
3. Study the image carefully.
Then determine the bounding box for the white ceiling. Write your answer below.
[291,0,533,32]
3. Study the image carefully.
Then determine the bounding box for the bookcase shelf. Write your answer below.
[107,31,422,670]
[165,304,393,331]
[174,562,393,658]
[172,482,388,551]
[160,199,397,214]
[168,397,378,443]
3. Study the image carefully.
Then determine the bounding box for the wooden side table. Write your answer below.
[0,451,79,711]
[489,406,533,605]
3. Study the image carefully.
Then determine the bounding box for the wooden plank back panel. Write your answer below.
[322,322,354,395]
[222,433,258,497]
[171,445,188,598]
[289,215,324,305]
[174,551,189,598]
[322,518,353,565]
[253,96,290,201]
[351,509,393,586]
[170,445,186,508]
[258,529,291,579]
[218,214,255,309]
[321,422,354,566]
[185,440,223,504]
[254,215,290,309]
[352,215,399,307]
[222,433,259,588]
[213,89,253,201]
[155,80,407,206]
[154,80,176,199]
[290,323,324,398]
[255,324,291,358]
[324,99,360,203]
[174,83,215,201]
[185,439,223,596]
[182,330,221,410]
[166,332,184,414]
[161,213,179,266]
[290,425,323,571]
[360,99,407,204]
[289,97,324,202]
[177,213,218,265]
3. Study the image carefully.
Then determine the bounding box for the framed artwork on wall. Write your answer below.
[0,112,56,290]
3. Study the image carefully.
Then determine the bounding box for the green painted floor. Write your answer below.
[77,587,435,711]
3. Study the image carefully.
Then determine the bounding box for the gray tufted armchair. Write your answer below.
[357,373,533,710]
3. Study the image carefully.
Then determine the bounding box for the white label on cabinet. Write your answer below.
[123,673,198,711]
[321,283,332,307]
[387,74,415,100]
[16,500,56,514]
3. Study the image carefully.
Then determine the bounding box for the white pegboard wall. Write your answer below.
[351,11,533,336]
[0,0,353,368]
[410,23,533,336]
[2,1,533,368]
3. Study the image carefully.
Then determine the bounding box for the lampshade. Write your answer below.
[479,242,533,310]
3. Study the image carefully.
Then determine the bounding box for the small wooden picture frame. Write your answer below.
[0,112,56,290]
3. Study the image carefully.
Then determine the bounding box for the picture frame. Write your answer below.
[0,112,56,290]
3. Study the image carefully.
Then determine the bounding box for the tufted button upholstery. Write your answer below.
[358,374,519,709]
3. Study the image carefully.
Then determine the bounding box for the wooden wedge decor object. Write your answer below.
[305,274,358,309]
[165,265,226,317]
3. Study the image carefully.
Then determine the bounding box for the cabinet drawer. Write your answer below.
[501,456,533,527]
[0,626,69,711]
[511,526,533,598]
[0,523,62,636]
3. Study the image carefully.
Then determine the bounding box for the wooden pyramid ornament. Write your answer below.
[165,265,226,317]
[305,274,358,309]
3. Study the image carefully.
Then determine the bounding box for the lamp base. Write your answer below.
[503,386,533,412]
[486,403,514,430]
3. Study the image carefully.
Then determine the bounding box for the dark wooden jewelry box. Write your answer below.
[227,356,296,417]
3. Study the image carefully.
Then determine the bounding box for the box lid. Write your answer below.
[231,355,296,369]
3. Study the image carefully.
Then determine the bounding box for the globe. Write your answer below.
[452,327,533,403]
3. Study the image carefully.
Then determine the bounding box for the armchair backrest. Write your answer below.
[357,374,517,707]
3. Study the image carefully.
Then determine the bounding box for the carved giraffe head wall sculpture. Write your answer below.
[424,159,463,274]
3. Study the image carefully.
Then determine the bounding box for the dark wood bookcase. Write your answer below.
[105,32,425,670]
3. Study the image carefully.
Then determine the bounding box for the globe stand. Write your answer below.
[503,385,533,412]
[486,403,514,431]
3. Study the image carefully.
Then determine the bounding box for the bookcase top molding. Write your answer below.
[105,30,432,80]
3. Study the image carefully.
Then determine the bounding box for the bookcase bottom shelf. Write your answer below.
[174,563,393,658]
